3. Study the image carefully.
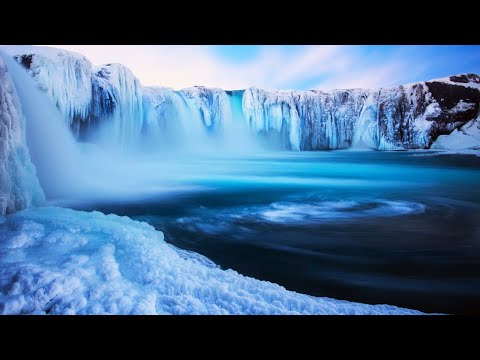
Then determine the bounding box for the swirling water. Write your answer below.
[69,151,480,314]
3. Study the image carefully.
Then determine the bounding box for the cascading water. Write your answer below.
[4,46,480,154]
[0,53,44,214]
[1,51,82,199]
[224,90,261,153]
[90,64,145,149]
[1,51,149,204]
[0,50,264,208]
[2,46,480,205]
[140,86,261,155]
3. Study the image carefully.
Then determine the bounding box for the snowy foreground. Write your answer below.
[0,207,423,315]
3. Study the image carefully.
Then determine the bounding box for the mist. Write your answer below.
[1,51,82,198]
[3,54,268,206]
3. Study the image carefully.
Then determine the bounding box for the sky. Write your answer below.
[49,45,480,91]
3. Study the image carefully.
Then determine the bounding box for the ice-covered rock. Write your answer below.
[431,116,480,150]
[244,80,480,151]
[2,46,479,151]
[2,46,145,146]
[0,55,44,215]
[142,86,191,141]
[178,86,232,132]
[0,206,423,315]
[3,46,93,127]
[90,64,144,147]
[2,47,237,148]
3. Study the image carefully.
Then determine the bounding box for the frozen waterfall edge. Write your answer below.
[0,54,45,215]
[2,46,479,152]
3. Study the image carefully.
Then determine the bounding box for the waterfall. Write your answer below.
[1,51,82,199]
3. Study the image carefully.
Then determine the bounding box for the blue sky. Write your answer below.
[51,45,480,90]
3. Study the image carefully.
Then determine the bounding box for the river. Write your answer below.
[69,150,480,314]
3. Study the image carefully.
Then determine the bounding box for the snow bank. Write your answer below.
[431,117,480,151]
[0,207,422,315]
[0,55,44,215]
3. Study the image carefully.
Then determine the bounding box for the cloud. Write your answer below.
[266,46,341,86]
[46,45,480,91]
[49,45,363,90]
[51,45,285,90]
[310,46,433,91]
[313,60,406,91]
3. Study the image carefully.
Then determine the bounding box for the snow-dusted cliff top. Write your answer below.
[2,45,479,152]
[428,73,480,90]
[4,45,479,99]
[1,45,89,62]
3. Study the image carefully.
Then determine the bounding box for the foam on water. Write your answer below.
[259,200,426,224]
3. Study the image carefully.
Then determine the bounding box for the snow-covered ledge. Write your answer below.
[431,115,480,154]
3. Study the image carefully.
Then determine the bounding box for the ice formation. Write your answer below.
[91,64,144,147]
[431,115,480,150]
[2,45,479,152]
[178,86,232,131]
[243,81,480,150]
[141,86,197,148]
[4,46,93,126]
[141,86,235,151]
[0,206,423,315]
[0,55,44,215]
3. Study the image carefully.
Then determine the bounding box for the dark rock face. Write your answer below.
[449,74,480,84]
[426,81,480,113]
[73,70,118,140]
[66,69,117,141]
[425,81,480,140]
[15,55,33,70]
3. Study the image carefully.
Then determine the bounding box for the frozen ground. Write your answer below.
[0,206,423,315]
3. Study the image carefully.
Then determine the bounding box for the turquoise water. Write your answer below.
[72,150,480,314]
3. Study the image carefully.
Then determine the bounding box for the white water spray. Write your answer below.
[1,51,83,199]
[1,53,264,206]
